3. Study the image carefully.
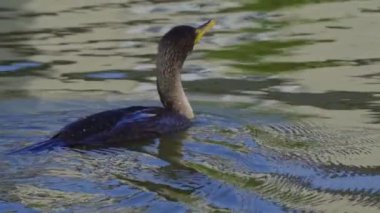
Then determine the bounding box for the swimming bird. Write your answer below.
[13,19,216,153]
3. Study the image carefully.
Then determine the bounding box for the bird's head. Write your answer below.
[157,19,216,72]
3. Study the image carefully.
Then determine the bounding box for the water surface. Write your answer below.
[0,0,379,212]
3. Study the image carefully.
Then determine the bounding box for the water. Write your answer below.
[0,0,379,212]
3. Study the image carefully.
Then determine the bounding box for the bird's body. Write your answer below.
[15,106,191,153]
[12,19,215,153]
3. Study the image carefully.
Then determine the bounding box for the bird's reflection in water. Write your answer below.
[71,132,190,169]
[75,133,204,200]
[74,130,183,151]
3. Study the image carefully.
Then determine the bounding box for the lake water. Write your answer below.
[0,0,379,212]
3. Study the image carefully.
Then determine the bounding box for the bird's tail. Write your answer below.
[8,138,65,154]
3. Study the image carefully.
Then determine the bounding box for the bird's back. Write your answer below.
[12,106,191,153]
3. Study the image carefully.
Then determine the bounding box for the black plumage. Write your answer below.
[13,107,190,153]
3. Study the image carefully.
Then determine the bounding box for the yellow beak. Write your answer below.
[195,19,216,44]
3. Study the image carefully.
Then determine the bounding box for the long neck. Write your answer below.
[156,55,194,119]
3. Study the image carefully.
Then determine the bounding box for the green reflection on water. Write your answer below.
[235,60,342,73]
[225,0,345,12]
[206,39,334,73]
[207,40,311,63]
[208,0,352,74]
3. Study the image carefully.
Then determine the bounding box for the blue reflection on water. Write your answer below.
[0,61,42,73]
[85,71,128,79]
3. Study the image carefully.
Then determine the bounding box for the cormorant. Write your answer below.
[12,19,216,153]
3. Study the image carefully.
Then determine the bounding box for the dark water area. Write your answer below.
[0,0,379,212]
